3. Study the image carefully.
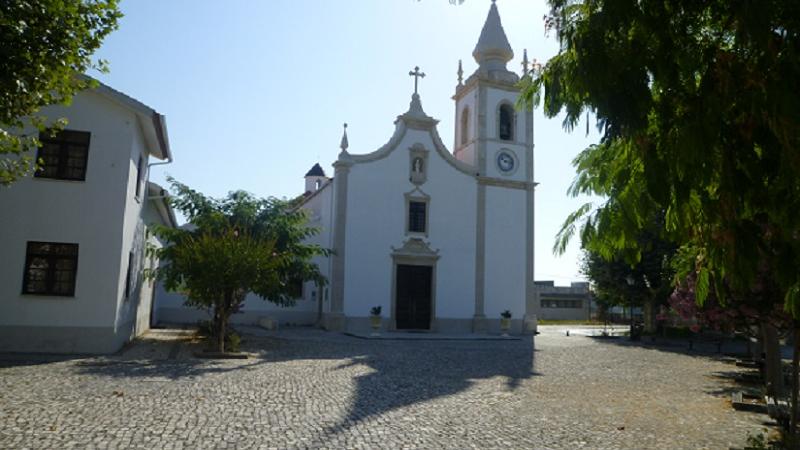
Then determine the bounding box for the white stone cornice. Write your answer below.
[453,73,522,102]
[391,237,440,261]
[477,176,536,190]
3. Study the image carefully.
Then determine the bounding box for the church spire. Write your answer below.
[472,0,514,72]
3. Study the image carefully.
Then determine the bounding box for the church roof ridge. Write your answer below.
[472,0,514,69]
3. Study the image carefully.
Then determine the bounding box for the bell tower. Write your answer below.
[454,0,537,333]
[452,0,532,184]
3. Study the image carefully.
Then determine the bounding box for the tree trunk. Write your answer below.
[762,321,785,398]
[643,299,656,334]
[218,310,226,354]
[216,291,235,354]
[791,322,799,437]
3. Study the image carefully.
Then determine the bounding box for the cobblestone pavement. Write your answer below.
[0,326,769,449]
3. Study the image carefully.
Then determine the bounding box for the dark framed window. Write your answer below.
[124,251,134,300]
[460,106,470,145]
[35,130,91,181]
[408,201,427,233]
[22,242,79,296]
[498,104,514,141]
[135,154,146,198]
[541,298,583,309]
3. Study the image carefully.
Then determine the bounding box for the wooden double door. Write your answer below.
[395,264,433,330]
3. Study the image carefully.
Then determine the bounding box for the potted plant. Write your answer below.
[500,310,512,336]
[370,306,382,335]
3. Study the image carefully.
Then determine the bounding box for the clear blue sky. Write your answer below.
[92,0,601,285]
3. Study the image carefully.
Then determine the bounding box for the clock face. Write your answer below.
[497,151,515,173]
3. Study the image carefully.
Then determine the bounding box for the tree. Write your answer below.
[1,0,122,185]
[581,229,675,334]
[579,213,676,334]
[150,179,330,353]
[522,0,800,434]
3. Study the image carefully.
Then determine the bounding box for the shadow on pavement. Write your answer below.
[65,328,539,445]
[585,334,754,360]
[0,353,91,369]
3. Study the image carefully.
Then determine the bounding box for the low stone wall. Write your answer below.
[0,325,128,354]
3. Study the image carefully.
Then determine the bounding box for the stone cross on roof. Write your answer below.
[409,66,426,95]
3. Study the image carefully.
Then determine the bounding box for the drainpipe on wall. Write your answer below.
[145,112,173,192]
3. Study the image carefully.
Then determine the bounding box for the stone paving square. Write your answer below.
[0,326,769,449]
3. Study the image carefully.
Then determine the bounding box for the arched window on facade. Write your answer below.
[315,179,322,190]
[460,107,470,145]
[498,103,514,141]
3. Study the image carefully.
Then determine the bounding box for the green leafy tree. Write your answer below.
[150,179,330,353]
[580,219,676,333]
[525,0,800,305]
[522,0,800,433]
[1,0,121,185]
[583,247,674,331]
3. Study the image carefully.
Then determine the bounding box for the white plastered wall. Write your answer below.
[483,186,527,319]
[453,89,478,166]
[0,92,136,329]
[113,119,150,341]
[342,127,478,320]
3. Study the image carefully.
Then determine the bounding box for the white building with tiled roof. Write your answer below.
[0,80,177,354]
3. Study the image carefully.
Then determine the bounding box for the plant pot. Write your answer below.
[370,315,382,335]
[500,317,511,335]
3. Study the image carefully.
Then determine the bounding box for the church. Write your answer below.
[299,1,536,334]
[156,1,538,334]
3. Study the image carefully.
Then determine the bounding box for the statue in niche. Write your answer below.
[409,145,427,185]
[412,157,424,175]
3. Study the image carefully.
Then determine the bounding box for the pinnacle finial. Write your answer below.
[522,48,529,76]
[457,59,464,85]
[340,123,349,152]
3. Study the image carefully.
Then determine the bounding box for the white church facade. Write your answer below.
[155,1,538,334]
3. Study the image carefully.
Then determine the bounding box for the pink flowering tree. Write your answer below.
[665,274,761,335]
[665,270,792,401]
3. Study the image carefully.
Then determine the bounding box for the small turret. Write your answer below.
[304,163,327,194]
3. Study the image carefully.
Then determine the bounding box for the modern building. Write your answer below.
[533,281,594,321]
[0,80,176,354]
